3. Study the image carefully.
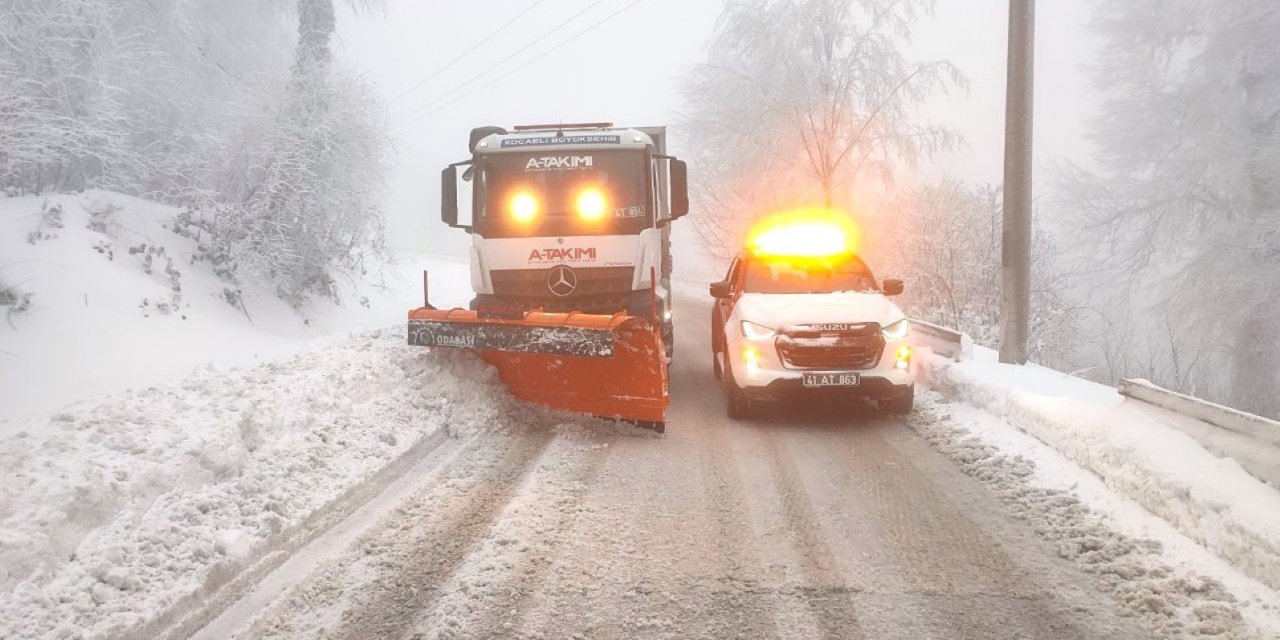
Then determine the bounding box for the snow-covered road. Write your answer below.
[186,297,1275,640]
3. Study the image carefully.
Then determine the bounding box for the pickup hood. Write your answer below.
[736,292,905,330]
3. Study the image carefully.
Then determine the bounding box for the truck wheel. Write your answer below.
[881,385,915,416]
[636,420,666,434]
[724,365,751,419]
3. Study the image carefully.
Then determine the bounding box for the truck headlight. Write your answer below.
[740,320,776,340]
[576,187,607,221]
[510,192,539,223]
[881,318,910,340]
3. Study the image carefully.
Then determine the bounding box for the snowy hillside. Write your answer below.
[0,191,470,425]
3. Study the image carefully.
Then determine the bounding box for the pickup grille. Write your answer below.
[777,323,884,370]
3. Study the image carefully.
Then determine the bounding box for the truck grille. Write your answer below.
[488,267,634,314]
[777,323,884,370]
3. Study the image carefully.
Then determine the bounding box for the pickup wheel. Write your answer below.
[724,363,752,419]
[880,384,915,416]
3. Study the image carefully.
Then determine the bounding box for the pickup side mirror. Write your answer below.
[441,165,459,228]
[710,281,732,299]
[883,279,904,296]
[669,159,689,220]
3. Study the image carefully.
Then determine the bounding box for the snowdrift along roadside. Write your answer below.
[909,394,1277,638]
[0,328,530,639]
[917,349,1280,593]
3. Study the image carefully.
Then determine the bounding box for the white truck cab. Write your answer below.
[440,123,688,354]
[710,247,915,418]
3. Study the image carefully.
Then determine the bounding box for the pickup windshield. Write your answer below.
[473,149,651,238]
[742,256,879,294]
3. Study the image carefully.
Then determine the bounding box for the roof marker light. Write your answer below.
[747,209,859,260]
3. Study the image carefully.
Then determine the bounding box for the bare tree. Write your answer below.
[1056,0,1280,416]
[679,0,965,263]
[883,181,1083,370]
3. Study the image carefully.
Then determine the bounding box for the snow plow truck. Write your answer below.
[408,123,690,432]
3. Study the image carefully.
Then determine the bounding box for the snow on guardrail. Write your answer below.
[910,319,971,362]
[917,349,1280,592]
[1119,378,1280,448]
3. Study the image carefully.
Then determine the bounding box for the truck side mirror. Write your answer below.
[670,159,689,220]
[710,281,731,299]
[883,279,904,296]
[441,165,459,228]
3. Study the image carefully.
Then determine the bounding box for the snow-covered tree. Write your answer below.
[0,1,144,193]
[882,181,1083,371]
[1057,0,1280,416]
[679,0,964,263]
[206,65,388,303]
[0,0,390,305]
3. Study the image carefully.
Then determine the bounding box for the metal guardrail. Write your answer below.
[910,318,970,362]
[1118,379,1280,447]
[898,320,1280,452]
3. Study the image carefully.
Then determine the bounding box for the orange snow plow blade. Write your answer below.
[407,308,669,425]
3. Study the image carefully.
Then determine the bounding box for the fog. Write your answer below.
[337,1,1098,255]
[4,0,1271,416]
[335,0,720,254]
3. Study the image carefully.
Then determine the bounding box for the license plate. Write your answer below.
[802,373,860,388]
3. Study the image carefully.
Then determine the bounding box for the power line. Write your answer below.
[407,0,644,123]
[396,0,614,121]
[390,0,548,103]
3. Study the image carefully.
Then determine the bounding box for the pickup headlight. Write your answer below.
[881,318,910,340]
[740,320,776,340]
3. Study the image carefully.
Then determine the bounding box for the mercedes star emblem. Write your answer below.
[547,265,578,297]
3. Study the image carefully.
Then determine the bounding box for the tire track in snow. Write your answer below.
[777,410,1135,639]
[410,430,617,638]
[829,419,1032,593]
[756,427,866,640]
[328,430,555,640]
[689,375,784,637]
[243,428,557,639]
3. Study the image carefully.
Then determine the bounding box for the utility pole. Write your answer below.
[1000,0,1035,365]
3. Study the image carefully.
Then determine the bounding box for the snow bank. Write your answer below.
[918,350,1280,593]
[0,328,516,639]
[910,394,1280,638]
[0,191,471,426]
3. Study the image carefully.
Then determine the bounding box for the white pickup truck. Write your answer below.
[709,246,914,419]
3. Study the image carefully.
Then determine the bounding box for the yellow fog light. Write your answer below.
[742,345,762,372]
[894,344,912,370]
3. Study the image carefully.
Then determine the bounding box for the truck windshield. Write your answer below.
[474,149,651,238]
[742,256,879,294]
